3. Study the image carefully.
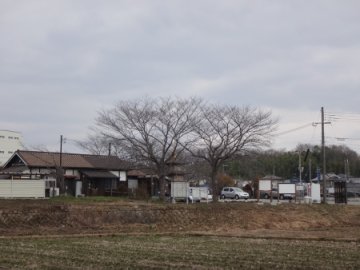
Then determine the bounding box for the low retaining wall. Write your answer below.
[0,203,359,236]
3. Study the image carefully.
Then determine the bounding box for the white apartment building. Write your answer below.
[0,130,24,166]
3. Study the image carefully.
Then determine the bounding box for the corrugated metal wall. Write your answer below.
[0,180,45,198]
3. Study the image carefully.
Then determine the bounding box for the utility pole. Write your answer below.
[345,158,349,181]
[298,151,302,184]
[309,158,312,182]
[313,107,331,203]
[60,135,63,167]
[108,142,113,196]
[304,148,311,182]
[59,135,66,194]
[321,107,327,203]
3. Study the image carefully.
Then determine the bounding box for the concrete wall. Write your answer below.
[0,179,45,198]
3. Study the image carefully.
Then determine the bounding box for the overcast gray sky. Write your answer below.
[1,0,360,153]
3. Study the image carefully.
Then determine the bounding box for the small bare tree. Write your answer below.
[76,134,111,155]
[76,134,125,158]
[96,97,201,200]
[186,105,277,201]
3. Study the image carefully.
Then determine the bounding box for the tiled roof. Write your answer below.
[127,169,147,177]
[128,169,157,178]
[80,170,119,178]
[15,150,131,170]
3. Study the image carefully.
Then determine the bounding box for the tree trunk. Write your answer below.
[210,168,219,202]
[159,175,166,201]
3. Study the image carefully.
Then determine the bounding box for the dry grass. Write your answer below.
[0,200,359,269]
[0,234,359,269]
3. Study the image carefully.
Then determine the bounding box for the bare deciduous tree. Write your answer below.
[85,97,276,202]
[76,134,126,158]
[76,134,111,155]
[96,97,201,200]
[186,105,277,201]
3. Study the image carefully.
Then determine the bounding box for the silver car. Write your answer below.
[220,187,249,200]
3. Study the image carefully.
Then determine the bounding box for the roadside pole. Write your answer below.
[322,107,326,203]
[313,107,330,203]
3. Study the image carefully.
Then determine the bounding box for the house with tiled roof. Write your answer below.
[127,169,160,198]
[1,150,131,196]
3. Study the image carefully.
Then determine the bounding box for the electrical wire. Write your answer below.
[273,123,313,136]
[326,111,360,116]
[325,112,360,122]
[326,136,360,141]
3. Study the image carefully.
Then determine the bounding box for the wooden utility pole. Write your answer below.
[59,135,65,194]
[313,108,330,203]
[321,107,332,203]
[60,135,63,167]
[321,107,326,203]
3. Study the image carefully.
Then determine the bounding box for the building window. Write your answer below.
[0,151,4,154]
[14,137,19,140]
[0,136,4,139]
[8,151,13,154]
[8,136,13,139]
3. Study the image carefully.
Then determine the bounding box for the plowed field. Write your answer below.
[0,199,359,269]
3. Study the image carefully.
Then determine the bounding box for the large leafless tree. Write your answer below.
[186,105,277,201]
[96,97,201,200]
[85,97,276,202]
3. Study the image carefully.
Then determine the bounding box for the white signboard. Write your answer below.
[171,182,189,198]
[259,180,271,191]
[311,183,321,203]
[189,187,210,200]
[278,183,296,194]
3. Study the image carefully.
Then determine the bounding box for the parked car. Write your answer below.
[260,188,294,200]
[220,187,249,200]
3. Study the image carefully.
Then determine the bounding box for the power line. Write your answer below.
[326,111,360,117]
[325,112,360,122]
[274,123,313,136]
[326,136,360,141]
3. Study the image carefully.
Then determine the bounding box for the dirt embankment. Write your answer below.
[0,200,359,239]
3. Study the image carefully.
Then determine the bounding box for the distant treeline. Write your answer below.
[224,144,360,180]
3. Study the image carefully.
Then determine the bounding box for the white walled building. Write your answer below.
[0,130,24,166]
